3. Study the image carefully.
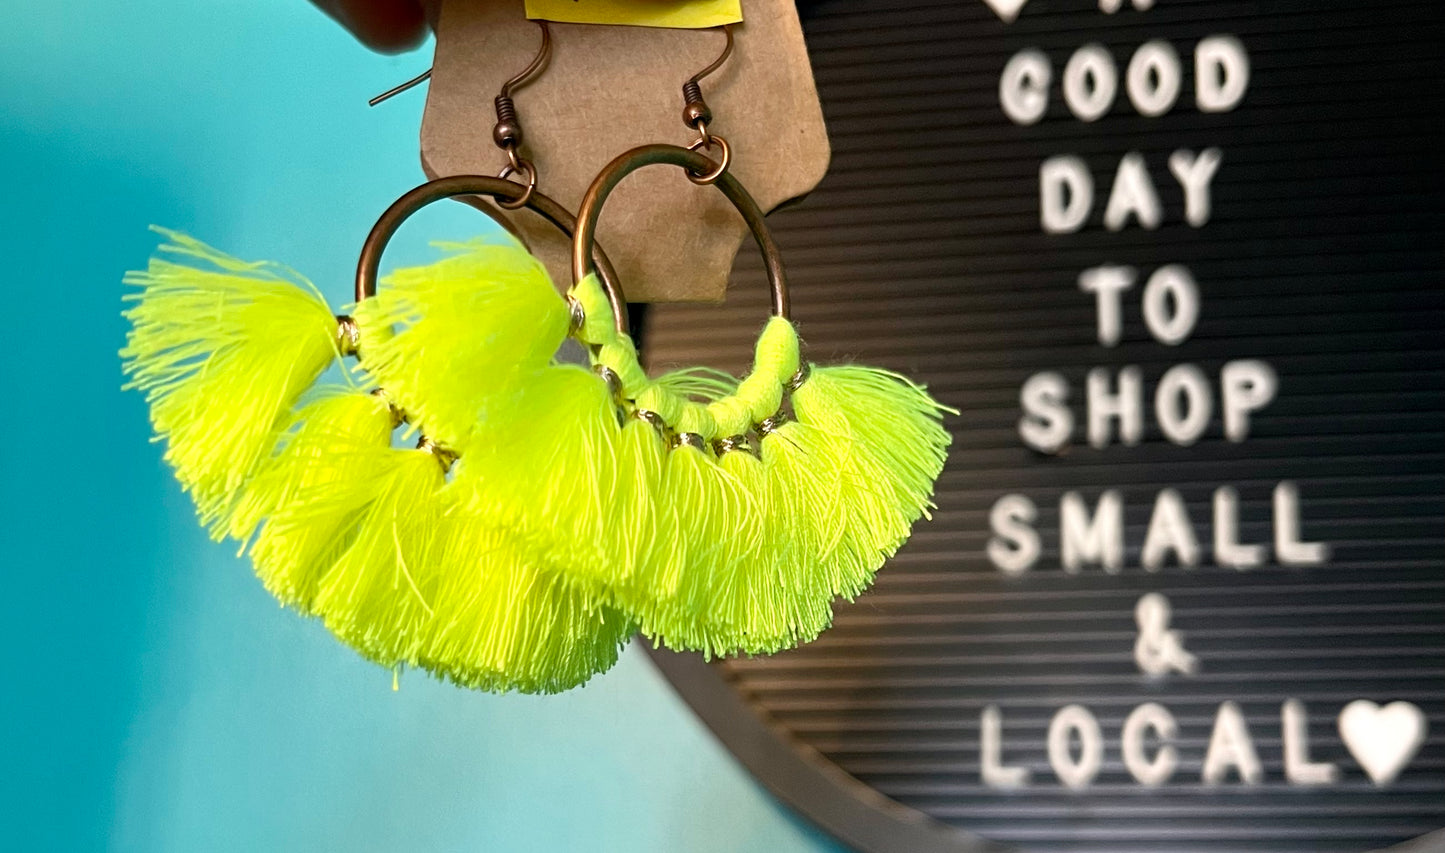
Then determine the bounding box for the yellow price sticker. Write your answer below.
[525,0,742,29]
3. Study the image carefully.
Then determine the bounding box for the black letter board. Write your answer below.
[642,1,1445,851]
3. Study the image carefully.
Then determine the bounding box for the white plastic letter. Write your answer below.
[1221,359,1277,442]
[1202,701,1263,785]
[1213,486,1265,570]
[1274,481,1330,566]
[1142,488,1201,570]
[1040,155,1093,234]
[981,706,1031,789]
[1063,44,1117,122]
[1141,264,1201,345]
[1122,702,1178,787]
[1168,148,1223,227]
[988,495,1041,575]
[1019,371,1073,453]
[1104,152,1163,231]
[1061,490,1124,573]
[1134,593,1199,676]
[1087,366,1144,448]
[1155,364,1212,446]
[1048,705,1103,790]
[1196,35,1250,113]
[1283,700,1339,786]
[1078,265,1137,347]
[1001,49,1051,125]
[1127,40,1182,117]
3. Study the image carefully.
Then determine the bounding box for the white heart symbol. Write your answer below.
[1338,700,1428,786]
[980,0,1029,23]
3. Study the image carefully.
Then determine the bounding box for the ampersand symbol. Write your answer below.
[1134,592,1198,677]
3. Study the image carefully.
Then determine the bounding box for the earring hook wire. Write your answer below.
[491,21,553,209]
[500,21,552,99]
[686,24,733,88]
[368,20,550,106]
[368,68,432,107]
[681,24,734,174]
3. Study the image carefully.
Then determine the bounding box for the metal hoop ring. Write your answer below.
[685,134,731,186]
[355,175,628,331]
[496,158,538,210]
[571,144,789,321]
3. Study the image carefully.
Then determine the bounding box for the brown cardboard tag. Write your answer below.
[420,0,830,302]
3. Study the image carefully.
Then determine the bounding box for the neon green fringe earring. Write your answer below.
[122,177,639,693]
[564,143,956,658]
[121,229,345,535]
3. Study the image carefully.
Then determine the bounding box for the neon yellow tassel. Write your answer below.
[604,414,667,586]
[121,228,342,532]
[312,446,450,667]
[415,360,638,691]
[627,442,716,651]
[757,415,847,600]
[239,389,396,610]
[453,365,621,597]
[226,388,394,543]
[702,391,833,654]
[790,364,955,593]
[721,318,845,616]
[711,444,832,653]
[791,364,947,552]
[619,402,762,656]
[351,238,570,450]
[418,495,635,693]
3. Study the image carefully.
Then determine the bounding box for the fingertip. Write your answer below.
[334,0,430,54]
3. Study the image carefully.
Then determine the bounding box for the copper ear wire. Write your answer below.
[367,20,551,107]
[498,21,553,101]
[369,69,432,107]
[681,25,734,185]
[491,21,551,210]
[370,22,553,211]
[681,24,733,141]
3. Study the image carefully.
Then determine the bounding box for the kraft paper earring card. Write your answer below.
[420,0,830,302]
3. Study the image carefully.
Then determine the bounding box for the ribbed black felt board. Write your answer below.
[643,1,1445,851]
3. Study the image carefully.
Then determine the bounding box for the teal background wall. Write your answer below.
[0,3,842,851]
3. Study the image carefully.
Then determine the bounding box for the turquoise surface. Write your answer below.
[0,3,842,850]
